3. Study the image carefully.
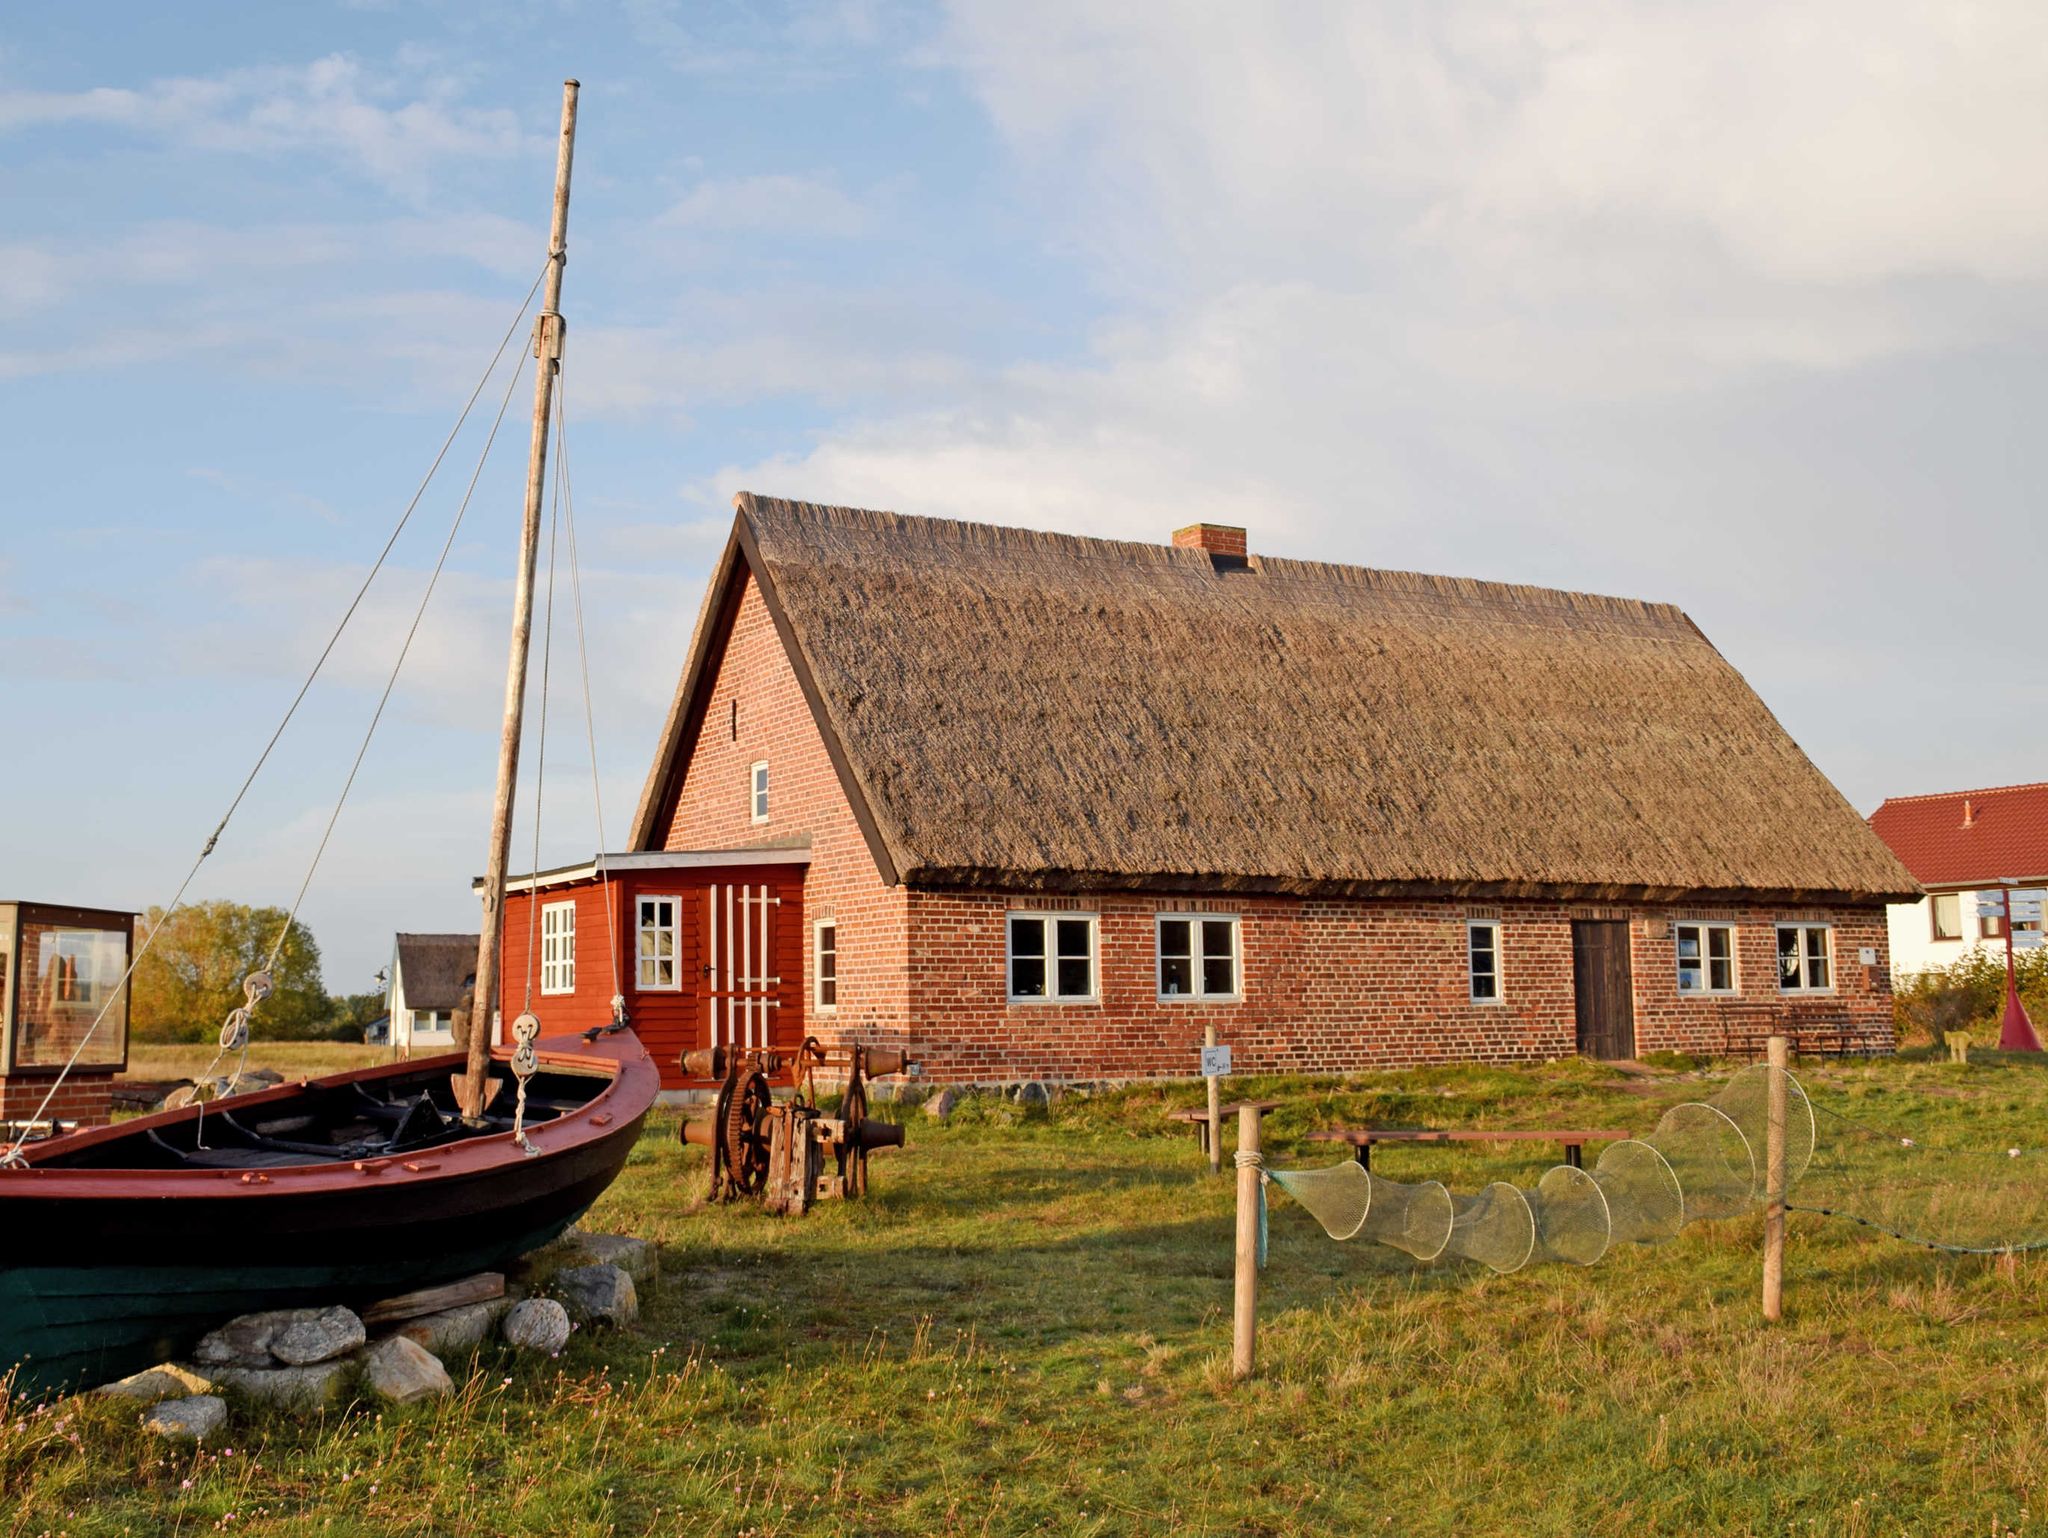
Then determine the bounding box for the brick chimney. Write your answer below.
[1172,523,1248,559]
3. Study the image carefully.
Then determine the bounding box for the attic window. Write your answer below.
[750,761,769,823]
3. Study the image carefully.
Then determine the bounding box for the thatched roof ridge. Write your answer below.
[632,493,1918,905]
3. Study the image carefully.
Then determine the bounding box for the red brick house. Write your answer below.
[0,900,134,1129]
[594,494,1917,1084]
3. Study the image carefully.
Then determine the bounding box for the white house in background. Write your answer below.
[1868,782,2048,978]
[387,932,479,1056]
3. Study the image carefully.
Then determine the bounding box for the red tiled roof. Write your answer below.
[1868,782,2048,888]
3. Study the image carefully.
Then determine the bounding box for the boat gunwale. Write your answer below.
[2,1031,659,1196]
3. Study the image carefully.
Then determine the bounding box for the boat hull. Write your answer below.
[0,1032,659,1399]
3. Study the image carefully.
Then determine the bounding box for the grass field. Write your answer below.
[11,1051,2047,1535]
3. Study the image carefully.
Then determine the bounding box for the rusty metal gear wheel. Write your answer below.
[722,1070,773,1197]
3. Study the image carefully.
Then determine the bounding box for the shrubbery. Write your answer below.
[1893,946,2048,1045]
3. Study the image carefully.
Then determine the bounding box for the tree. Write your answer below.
[326,988,390,1043]
[130,901,331,1043]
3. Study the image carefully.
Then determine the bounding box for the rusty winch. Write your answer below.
[680,1039,912,1215]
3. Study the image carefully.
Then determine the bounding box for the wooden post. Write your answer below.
[1205,1022,1222,1176]
[1762,1033,1788,1322]
[1231,1102,1262,1380]
[459,80,580,1122]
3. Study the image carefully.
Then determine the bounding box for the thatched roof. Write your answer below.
[632,494,1918,905]
[392,933,478,1011]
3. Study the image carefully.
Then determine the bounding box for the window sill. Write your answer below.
[1156,994,1243,1005]
[1006,996,1100,1007]
[1777,988,1837,997]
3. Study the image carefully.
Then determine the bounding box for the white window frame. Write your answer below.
[1674,921,1739,996]
[1467,920,1503,1004]
[540,901,576,996]
[1775,923,1834,994]
[749,761,770,824]
[1005,911,1099,1004]
[1154,913,1242,1002]
[813,919,838,1012]
[636,895,682,992]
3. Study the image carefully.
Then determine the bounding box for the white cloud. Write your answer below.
[659,173,873,238]
[0,55,532,201]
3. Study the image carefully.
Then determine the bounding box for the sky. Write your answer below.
[4,1,2046,993]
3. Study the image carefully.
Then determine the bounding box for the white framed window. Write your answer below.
[1930,893,1962,942]
[1156,914,1241,1000]
[1775,924,1833,993]
[637,896,680,991]
[1468,920,1502,1003]
[814,920,838,1010]
[540,901,576,995]
[1007,912,1097,1002]
[1675,922,1737,995]
[750,761,770,823]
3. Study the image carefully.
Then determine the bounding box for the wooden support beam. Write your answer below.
[1231,1101,1263,1380]
[1762,1033,1788,1323]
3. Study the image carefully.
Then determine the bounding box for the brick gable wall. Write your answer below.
[661,569,913,1056]
[653,565,1896,1083]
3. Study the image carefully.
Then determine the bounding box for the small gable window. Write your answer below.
[1008,913,1097,1002]
[750,761,770,823]
[1468,920,1502,1003]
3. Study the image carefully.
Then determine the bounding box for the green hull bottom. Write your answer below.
[1,1210,579,1401]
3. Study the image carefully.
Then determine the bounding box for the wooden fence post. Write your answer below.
[1231,1102,1263,1380]
[1762,1033,1788,1323]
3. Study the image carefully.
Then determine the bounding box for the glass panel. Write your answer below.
[15,923,129,1069]
[1159,919,1191,959]
[1010,957,1046,998]
[1055,919,1091,959]
[1470,925,1498,1000]
[1056,957,1091,997]
[1676,926,1701,961]
[1160,955,1193,995]
[1777,928,1801,986]
[1707,927,1733,991]
[1806,928,1830,989]
[1009,917,1045,957]
[1202,955,1235,996]
[1677,958,1703,992]
[1055,919,1093,997]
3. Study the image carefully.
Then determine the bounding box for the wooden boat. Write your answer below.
[1,1029,657,1398]
[0,82,661,1400]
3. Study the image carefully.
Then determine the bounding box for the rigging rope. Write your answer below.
[0,256,553,1164]
[555,377,627,1029]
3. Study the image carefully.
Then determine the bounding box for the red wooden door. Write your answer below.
[703,881,784,1051]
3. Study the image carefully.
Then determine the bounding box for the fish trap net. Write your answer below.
[1270,1062,2048,1273]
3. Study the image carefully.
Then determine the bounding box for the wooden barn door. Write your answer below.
[704,882,783,1051]
[1572,920,1636,1060]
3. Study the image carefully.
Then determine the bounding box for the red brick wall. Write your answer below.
[0,1072,113,1128]
[899,890,1894,1083]
[659,570,913,1058]
[649,569,1896,1083]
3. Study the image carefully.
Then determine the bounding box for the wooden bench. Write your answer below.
[1303,1127,1632,1171]
[1166,1099,1284,1157]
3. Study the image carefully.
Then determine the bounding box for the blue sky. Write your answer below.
[6,2,2046,991]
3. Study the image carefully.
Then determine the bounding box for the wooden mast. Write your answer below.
[459,79,579,1122]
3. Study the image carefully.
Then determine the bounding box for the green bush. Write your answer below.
[1894,946,2048,1045]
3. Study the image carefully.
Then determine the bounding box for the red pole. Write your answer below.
[1997,887,2042,1052]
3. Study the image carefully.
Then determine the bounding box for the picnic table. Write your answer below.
[1302,1126,1632,1171]
[1165,1099,1284,1157]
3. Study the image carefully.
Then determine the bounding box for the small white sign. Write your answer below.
[1858,947,1878,966]
[1200,1044,1233,1078]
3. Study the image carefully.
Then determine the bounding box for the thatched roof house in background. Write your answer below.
[386,932,477,1058]
[615,494,1914,1081]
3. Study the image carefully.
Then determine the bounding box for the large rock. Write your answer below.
[194,1305,364,1369]
[272,1306,366,1365]
[97,1362,215,1402]
[561,1230,657,1286]
[554,1264,637,1327]
[924,1087,959,1123]
[143,1395,227,1442]
[362,1337,452,1405]
[212,1359,353,1410]
[395,1298,512,1357]
[501,1297,571,1355]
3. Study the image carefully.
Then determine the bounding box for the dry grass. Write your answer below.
[11,1050,2047,1535]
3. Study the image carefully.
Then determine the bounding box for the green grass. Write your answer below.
[13,1053,2048,1536]
[124,1042,391,1083]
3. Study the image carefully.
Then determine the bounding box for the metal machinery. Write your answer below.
[680,1039,912,1215]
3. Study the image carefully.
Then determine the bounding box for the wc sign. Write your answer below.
[1200,1044,1233,1078]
